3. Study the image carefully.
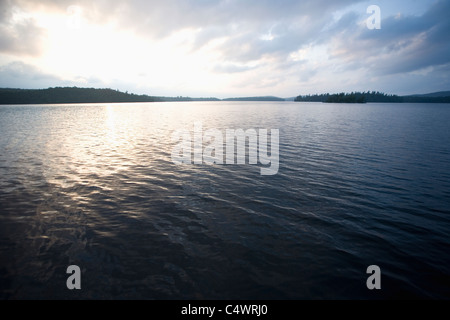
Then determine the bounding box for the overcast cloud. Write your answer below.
[0,0,448,97]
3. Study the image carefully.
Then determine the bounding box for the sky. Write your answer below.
[0,0,449,98]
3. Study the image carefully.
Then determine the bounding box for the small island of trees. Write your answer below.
[295,91,450,103]
[295,91,403,103]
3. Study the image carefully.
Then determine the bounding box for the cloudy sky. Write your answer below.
[0,0,449,98]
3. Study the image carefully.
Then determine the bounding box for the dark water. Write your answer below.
[0,101,449,299]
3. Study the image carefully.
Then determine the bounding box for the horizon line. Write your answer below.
[2,86,450,100]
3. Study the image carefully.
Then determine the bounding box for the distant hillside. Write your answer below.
[159,96,221,102]
[0,87,163,104]
[222,96,285,101]
[0,87,224,104]
[401,91,450,102]
[406,91,450,98]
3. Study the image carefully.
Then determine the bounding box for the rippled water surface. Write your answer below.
[1,101,450,299]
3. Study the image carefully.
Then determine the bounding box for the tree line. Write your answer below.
[0,87,224,104]
[295,91,450,103]
[0,87,164,104]
[295,91,402,103]
[2,87,449,104]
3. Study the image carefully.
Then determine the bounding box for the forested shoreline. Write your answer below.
[295,91,450,103]
[1,87,449,104]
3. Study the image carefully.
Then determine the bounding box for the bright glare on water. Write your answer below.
[0,101,450,299]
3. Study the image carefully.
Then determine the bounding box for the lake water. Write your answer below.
[0,101,449,299]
